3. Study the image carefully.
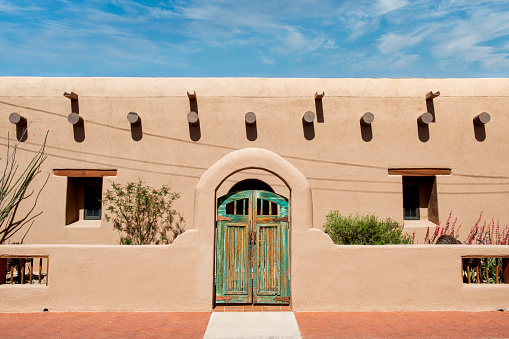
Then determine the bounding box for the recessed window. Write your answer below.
[54,169,117,226]
[66,177,103,224]
[389,168,449,224]
[402,176,438,223]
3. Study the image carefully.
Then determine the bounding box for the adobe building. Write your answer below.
[0,77,508,312]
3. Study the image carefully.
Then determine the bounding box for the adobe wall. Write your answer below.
[1,243,508,312]
[1,77,509,244]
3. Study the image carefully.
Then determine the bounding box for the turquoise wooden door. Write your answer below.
[216,190,289,305]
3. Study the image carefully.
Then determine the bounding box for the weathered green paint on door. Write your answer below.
[216,190,289,305]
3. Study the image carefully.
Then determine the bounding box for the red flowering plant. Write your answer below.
[423,211,461,244]
[430,212,509,284]
[465,212,509,245]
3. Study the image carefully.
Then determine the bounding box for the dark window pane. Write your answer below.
[403,185,419,220]
[270,202,278,215]
[236,199,245,215]
[84,184,102,220]
[226,201,234,214]
[262,200,270,215]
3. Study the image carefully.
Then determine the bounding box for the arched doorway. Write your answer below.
[215,189,289,305]
[193,148,312,310]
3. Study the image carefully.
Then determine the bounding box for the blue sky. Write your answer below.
[0,0,508,77]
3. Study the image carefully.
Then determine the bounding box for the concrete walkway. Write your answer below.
[204,312,301,339]
[0,311,508,338]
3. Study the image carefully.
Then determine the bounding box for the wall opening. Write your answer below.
[228,179,274,194]
[402,176,438,224]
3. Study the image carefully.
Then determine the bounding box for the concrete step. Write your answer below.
[204,311,302,339]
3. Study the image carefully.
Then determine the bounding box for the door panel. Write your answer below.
[216,190,289,305]
[256,224,280,295]
[216,191,252,303]
[253,190,289,304]
[225,223,249,295]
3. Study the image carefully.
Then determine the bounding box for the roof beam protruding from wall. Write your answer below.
[9,112,28,142]
[302,111,315,125]
[9,112,26,126]
[473,112,490,125]
[425,91,440,123]
[314,92,325,123]
[425,91,440,100]
[187,92,201,141]
[360,112,374,126]
[417,112,433,126]
[127,112,141,125]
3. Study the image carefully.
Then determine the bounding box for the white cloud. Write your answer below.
[376,0,408,15]
[323,39,337,49]
[1,0,509,76]
[277,27,325,55]
[261,55,275,65]
[0,0,41,12]
[378,32,425,54]
[432,9,509,70]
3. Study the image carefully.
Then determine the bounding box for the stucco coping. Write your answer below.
[1,77,508,98]
[1,243,507,253]
[0,244,174,251]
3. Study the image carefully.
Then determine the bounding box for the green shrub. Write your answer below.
[323,211,412,245]
[103,180,185,245]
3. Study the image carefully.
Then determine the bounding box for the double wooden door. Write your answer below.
[215,190,289,305]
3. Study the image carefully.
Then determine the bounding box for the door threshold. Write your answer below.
[214,305,291,312]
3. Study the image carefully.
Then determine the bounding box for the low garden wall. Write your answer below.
[1,230,508,312]
[293,229,509,312]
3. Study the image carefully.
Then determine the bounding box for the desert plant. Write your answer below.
[465,212,509,245]
[102,180,185,245]
[424,211,461,244]
[0,131,48,244]
[323,211,413,245]
[424,212,509,245]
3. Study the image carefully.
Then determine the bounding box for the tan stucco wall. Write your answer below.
[1,243,508,312]
[1,77,509,244]
[1,132,508,312]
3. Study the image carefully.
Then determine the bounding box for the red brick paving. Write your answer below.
[1,311,509,338]
[295,311,509,339]
[0,312,210,339]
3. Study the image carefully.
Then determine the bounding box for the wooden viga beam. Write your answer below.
[63,92,78,100]
[314,92,325,99]
[425,91,440,99]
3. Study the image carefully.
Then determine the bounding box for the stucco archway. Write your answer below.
[191,147,315,309]
[193,147,313,236]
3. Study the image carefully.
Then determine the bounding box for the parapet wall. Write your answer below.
[1,238,508,312]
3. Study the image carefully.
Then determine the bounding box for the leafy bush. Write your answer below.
[103,180,185,245]
[323,211,412,245]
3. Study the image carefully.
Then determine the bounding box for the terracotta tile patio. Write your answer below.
[295,311,509,339]
[0,312,210,339]
[1,310,509,338]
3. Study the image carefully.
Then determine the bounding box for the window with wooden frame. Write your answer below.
[402,176,437,222]
[54,169,117,225]
[389,168,451,224]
